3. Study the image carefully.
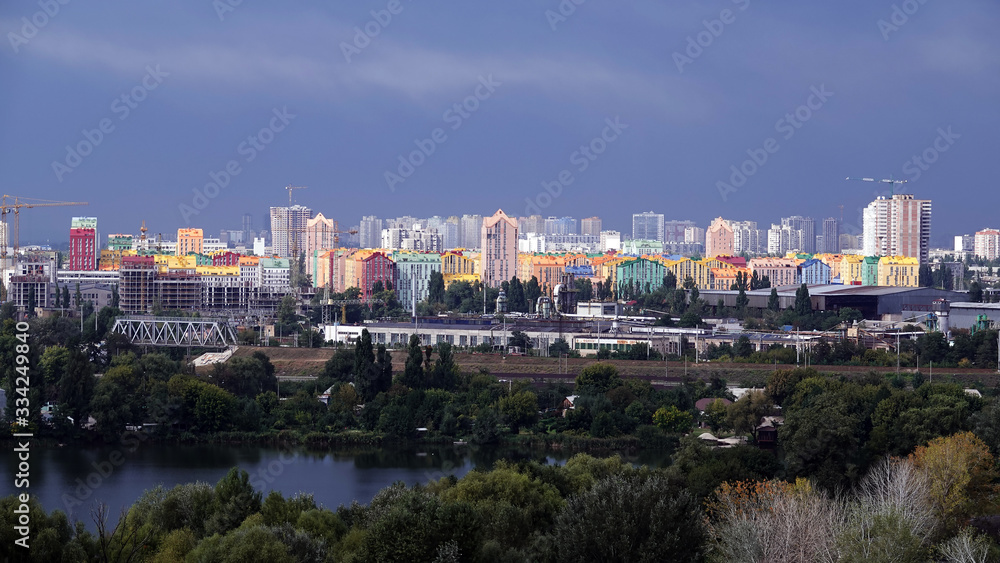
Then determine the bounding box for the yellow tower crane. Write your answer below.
[1,196,88,299]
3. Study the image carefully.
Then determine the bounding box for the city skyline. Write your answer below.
[2,2,998,245]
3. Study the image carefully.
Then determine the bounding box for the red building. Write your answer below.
[360,252,396,301]
[212,251,242,266]
[69,228,96,271]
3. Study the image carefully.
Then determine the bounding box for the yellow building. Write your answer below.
[814,254,844,281]
[176,228,204,256]
[840,255,864,285]
[878,256,919,287]
[664,257,713,289]
[443,251,478,276]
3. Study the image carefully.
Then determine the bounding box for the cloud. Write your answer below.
[9,20,712,120]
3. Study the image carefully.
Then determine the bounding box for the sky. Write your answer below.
[1,0,998,247]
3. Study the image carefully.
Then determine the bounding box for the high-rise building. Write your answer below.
[480,209,517,288]
[304,213,337,277]
[664,220,696,244]
[705,217,734,257]
[461,214,483,249]
[518,215,545,236]
[69,225,97,271]
[242,213,253,244]
[270,205,312,258]
[974,229,1000,260]
[176,228,204,256]
[821,218,840,253]
[632,212,664,242]
[600,230,622,252]
[955,234,975,254]
[359,215,383,249]
[544,216,576,236]
[581,217,602,236]
[781,216,816,254]
[730,221,764,255]
[862,194,932,263]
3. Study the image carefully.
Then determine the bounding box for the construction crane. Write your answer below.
[845,176,908,197]
[0,196,88,299]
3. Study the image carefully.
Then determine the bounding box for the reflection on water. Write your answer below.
[0,441,674,531]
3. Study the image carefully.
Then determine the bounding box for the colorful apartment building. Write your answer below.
[616,258,666,294]
[480,209,518,288]
[395,252,442,310]
[877,256,919,287]
[360,252,396,301]
[799,259,831,285]
[861,256,879,286]
[840,255,864,285]
[176,228,204,256]
[664,257,713,289]
[69,227,97,271]
[749,258,799,287]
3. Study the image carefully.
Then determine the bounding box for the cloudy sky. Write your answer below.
[1,0,997,246]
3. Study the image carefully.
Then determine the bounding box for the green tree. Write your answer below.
[653,405,694,433]
[26,285,36,317]
[768,287,780,311]
[549,338,571,357]
[509,330,532,352]
[205,467,263,536]
[969,280,983,303]
[550,473,706,563]
[727,391,773,442]
[508,276,527,312]
[399,334,424,388]
[275,295,300,335]
[794,283,812,316]
[664,271,677,290]
[918,264,934,287]
[733,335,753,359]
[524,276,541,312]
[498,390,538,433]
[428,270,445,304]
[574,363,623,395]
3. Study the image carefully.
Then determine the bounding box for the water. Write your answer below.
[1,442,670,531]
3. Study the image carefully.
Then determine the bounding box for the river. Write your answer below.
[1,442,672,531]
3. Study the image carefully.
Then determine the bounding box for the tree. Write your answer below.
[323,349,355,383]
[524,276,541,311]
[733,335,753,359]
[727,391,773,442]
[653,405,694,433]
[497,390,538,433]
[353,329,375,386]
[53,285,61,309]
[768,287,780,311]
[969,281,983,303]
[551,473,706,563]
[678,311,702,328]
[428,271,445,304]
[735,286,749,318]
[428,342,457,390]
[909,431,998,534]
[664,271,677,290]
[574,363,623,395]
[549,338,571,357]
[794,284,812,316]
[574,278,594,302]
[275,295,300,335]
[508,276,527,312]
[509,330,532,352]
[919,264,935,287]
[704,399,730,432]
[399,334,424,388]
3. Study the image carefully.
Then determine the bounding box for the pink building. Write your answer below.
[705,217,734,258]
[360,252,396,301]
[749,258,800,287]
[69,228,96,271]
[480,209,518,288]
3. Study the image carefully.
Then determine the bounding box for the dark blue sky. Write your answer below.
[2,1,997,246]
